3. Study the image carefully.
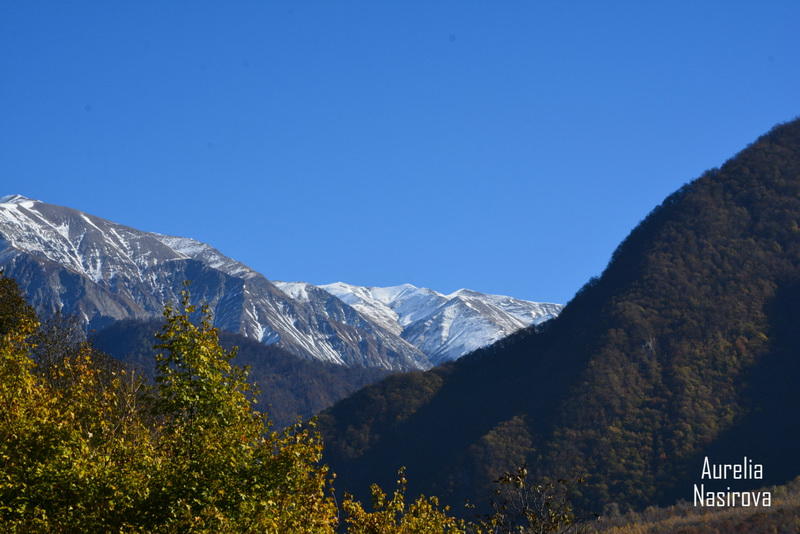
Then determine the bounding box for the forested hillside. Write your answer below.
[319,118,800,514]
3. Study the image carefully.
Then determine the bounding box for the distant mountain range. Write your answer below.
[0,194,560,370]
[312,282,560,365]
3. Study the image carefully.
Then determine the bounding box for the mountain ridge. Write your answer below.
[280,280,562,364]
[0,195,560,370]
[0,195,428,370]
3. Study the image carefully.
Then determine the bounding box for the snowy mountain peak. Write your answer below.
[370,284,444,307]
[315,282,563,364]
[0,194,39,208]
[273,281,315,303]
[0,197,190,283]
[447,288,479,298]
[0,196,258,284]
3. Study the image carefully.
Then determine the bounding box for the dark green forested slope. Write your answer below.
[92,319,389,428]
[318,118,800,514]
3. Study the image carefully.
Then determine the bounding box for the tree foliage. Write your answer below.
[0,272,35,337]
[139,291,338,532]
[0,278,338,532]
[343,467,469,534]
[0,290,152,531]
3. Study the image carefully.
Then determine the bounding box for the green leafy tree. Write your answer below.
[139,290,337,533]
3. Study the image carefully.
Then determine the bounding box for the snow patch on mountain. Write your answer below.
[318,282,563,364]
[321,282,405,335]
[274,281,314,303]
[154,234,256,279]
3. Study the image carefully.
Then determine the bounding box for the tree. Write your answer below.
[476,466,586,534]
[0,272,35,337]
[0,275,153,532]
[139,289,337,533]
[343,467,468,534]
[0,279,338,533]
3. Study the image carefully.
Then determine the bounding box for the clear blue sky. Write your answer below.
[1,2,798,304]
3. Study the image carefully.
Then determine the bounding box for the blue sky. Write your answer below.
[1,2,798,303]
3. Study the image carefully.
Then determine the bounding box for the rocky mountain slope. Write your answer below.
[0,195,427,370]
[313,282,561,364]
[0,195,560,370]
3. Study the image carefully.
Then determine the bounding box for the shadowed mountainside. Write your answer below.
[319,118,800,514]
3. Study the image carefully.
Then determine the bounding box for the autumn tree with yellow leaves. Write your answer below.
[0,279,337,533]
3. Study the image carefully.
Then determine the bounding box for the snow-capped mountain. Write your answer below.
[0,194,562,370]
[0,195,428,370]
[315,282,447,335]
[316,282,562,364]
[271,281,429,369]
